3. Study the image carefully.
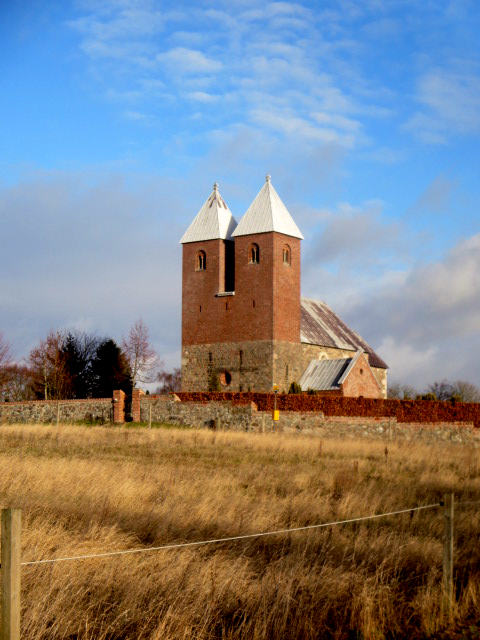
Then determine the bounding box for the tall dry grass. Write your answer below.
[0,423,479,639]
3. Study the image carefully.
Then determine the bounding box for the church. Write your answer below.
[180,176,388,398]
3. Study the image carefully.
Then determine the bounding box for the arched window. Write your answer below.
[196,250,206,271]
[220,370,232,386]
[282,244,291,265]
[249,243,259,264]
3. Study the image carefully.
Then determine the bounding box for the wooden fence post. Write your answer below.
[443,493,454,613]
[1,509,21,640]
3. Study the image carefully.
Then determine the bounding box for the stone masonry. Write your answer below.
[0,397,113,424]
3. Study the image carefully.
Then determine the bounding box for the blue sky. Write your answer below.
[1,0,480,389]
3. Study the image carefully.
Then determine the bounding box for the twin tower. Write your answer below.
[180,176,304,392]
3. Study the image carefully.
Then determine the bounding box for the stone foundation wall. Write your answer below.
[0,398,113,424]
[181,340,303,392]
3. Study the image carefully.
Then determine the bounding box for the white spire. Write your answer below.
[180,183,237,243]
[232,176,303,239]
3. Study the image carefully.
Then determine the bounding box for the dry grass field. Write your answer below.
[0,423,479,639]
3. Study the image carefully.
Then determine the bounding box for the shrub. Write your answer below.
[208,371,221,392]
[288,381,302,394]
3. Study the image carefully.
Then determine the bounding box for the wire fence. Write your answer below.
[21,502,442,566]
[0,499,478,570]
[3,495,478,639]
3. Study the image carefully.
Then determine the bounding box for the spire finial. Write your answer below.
[213,182,219,192]
[266,174,271,183]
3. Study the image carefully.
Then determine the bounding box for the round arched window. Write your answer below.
[196,250,206,271]
[282,244,291,265]
[249,243,259,264]
[219,371,232,386]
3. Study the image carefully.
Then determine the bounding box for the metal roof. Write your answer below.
[301,298,388,369]
[299,357,352,391]
[299,350,373,391]
[232,175,304,239]
[180,183,237,244]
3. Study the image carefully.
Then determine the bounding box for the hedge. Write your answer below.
[174,392,480,428]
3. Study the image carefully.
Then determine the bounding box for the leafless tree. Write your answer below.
[122,318,162,394]
[0,364,35,402]
[451,380,480,403]
[0,332,12,390]
[156,367,181,394]
[387,382,417,400]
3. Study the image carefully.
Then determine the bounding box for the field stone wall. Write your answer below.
[0,398,113,424]
[140,396,480,444]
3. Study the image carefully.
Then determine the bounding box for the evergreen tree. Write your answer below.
[90,339,132,398]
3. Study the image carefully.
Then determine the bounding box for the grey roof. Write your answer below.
[299,357,352,391]
[301,298,388,369]
[180,183,237,244]
[299,350,374,391]
[232,175,304,239]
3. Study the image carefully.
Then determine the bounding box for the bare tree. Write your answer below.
[0,364,35,402]
[0,332,12,390]
[387,382,417,400]
[122,318,162,394]
[451,380,480,403]
[427,380,455,402]
[156,367,181,394]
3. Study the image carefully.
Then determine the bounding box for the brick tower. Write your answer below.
[181,176,304,391]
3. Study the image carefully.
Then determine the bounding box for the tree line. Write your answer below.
[387,379,480,403]
[0,320,181,402]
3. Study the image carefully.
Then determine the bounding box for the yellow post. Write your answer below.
[272,385,279,427]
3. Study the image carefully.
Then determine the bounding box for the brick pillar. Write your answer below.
[131,389,145,422]
[113,390,125,423]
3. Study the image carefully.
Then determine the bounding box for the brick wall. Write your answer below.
[340,352,382,399]
[233,232,301,342]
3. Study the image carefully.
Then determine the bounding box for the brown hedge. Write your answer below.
[174,392,480,428]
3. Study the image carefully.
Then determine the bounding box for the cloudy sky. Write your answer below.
[1,0,479,389]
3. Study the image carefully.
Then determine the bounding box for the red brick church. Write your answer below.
[180,176,387,398]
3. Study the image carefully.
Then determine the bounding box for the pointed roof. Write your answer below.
[232,175,304,239]
[300,298,388,369]
[180,183,237,244]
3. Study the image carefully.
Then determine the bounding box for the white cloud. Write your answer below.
[186,91,220,103]
[155,47,223,74]
[406,68,480,141]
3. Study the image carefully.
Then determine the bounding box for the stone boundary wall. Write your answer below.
[0,398,113,424]
[139,396,480,444]
[1,394,479,444]
[175,391,480,427]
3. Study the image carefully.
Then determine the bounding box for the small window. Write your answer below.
[253,300,255,308]
[196,250,206,271]
[283,244,291,265]
[249,243,259,264]
[220,371,232,386]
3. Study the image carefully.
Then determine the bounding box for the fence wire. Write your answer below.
[20,502,442,567]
